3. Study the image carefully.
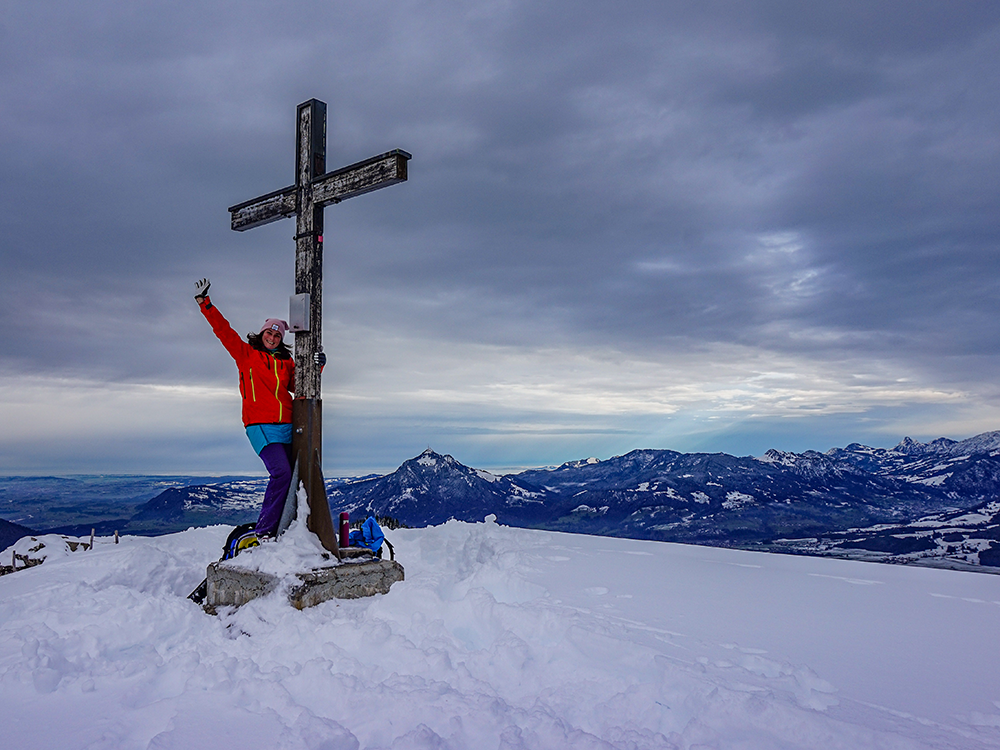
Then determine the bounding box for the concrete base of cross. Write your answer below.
[203,550,404,612]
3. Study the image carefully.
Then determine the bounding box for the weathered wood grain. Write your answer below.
[311,150,410,207]
[229,187,295,231]
[228,151,411,231]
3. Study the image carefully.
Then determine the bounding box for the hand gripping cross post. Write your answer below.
[228,99,410,556]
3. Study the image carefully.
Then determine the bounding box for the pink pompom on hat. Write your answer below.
[260,318,289,337]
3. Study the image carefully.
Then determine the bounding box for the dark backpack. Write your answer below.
[188,523,259,604]
[222,522,260,560]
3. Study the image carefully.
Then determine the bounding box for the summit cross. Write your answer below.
[228,98,410,555]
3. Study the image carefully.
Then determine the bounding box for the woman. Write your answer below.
[194,277,304,539]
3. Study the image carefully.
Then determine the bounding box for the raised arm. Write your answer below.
[195,279,248,362]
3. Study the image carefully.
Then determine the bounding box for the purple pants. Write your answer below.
[257,442,293,537]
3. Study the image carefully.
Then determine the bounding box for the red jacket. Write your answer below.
[200,298,295,427]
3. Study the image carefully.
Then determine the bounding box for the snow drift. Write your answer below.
[1,517,998,749]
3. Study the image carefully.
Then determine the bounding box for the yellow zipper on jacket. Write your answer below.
[248,356,285,419]
[272,356,284,422]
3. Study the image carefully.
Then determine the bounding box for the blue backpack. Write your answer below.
[348,516,390,557]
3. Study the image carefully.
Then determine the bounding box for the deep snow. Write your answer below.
[1,516,998,749]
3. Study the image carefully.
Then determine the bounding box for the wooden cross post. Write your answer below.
[228,99,410,555]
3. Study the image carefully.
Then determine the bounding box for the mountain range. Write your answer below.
[4,432,1000,570]
[327,434,1000,569]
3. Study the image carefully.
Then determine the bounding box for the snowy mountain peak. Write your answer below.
[949,430,1000,456]
[894,436,923,453]
[892,436,954,455]
[560,456,601,469]
[416,450,440,467]
[328,450,545,528]
[410,449,458,471]
[842,442,878,453]
[892,433,1000,457]
[757,448,797,465]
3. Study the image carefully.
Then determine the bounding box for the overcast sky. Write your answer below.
[3,1,1000,476]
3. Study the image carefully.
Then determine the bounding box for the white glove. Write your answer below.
[194,278,211,301]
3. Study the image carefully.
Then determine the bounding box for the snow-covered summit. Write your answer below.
[757,448,799,466]
[414,447,458,469]
[328,449,546,527]
[563,456,601,468]
[892,431,1000,457]
[1,519,998,749]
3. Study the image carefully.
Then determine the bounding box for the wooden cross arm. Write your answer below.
[311,149,411,208]
[229,186,297,231]
[229,149,411,232]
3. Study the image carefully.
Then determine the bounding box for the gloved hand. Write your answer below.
[194,278,211,302]
[314,350,327,368]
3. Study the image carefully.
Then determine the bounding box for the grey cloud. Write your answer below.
[3,1,1000,471]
